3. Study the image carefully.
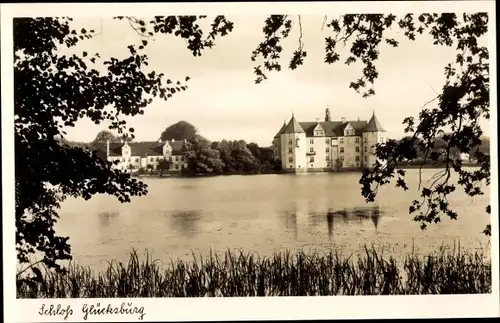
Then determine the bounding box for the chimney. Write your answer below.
[106,139,110,157]
[316,118,320,123]
[341,117,346,123]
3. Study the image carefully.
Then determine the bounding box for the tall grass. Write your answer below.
[17,245,491,298]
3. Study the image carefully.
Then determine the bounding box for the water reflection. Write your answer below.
[322,206,382,237]
[167,210,202,237]
[98,211,119,228]
[282,211,298,240]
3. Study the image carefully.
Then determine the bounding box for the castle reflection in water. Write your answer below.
[283,205,382,239]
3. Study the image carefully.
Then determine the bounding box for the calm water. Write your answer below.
[56,169,491,271]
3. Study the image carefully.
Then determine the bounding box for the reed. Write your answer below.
[16,245,491,298]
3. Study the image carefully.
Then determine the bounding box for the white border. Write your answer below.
[2,1,499,322]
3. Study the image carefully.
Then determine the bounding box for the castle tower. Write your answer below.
[325,108,331,122]
[280,114,306,172]
[362,111,386,168]
[272,120,287,160]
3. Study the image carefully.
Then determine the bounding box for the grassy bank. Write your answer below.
[17,246,491,298]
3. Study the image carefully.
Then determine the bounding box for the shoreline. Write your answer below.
[131,163,481,179]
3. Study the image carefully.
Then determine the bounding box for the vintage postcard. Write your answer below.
[2,1,499,322]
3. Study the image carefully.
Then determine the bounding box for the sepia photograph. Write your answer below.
[2,1,499,322]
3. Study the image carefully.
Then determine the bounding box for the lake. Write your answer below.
[55,168,491,271]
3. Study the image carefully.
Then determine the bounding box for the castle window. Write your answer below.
[289,157,293,163]
[364,146,367,152]
[340,138,344,144]
[150,157,154,162]
[122,158,125,162]
[135,158,139,162]
[355,147,360,152]
[310,139,314,144]
[355,156,360,161]
[310,157,315,162]
[310,147,314,153]
[355,137,360,144]
[340,156,344,161]
[128,158,131,162]
[364,137,367,143]
[356,162,360,167]
[296,138,300,147]
[340,147,344,153]
[325,138,330,144]
[288,148,293,154]
[364,156,367,161]
[326,156,330,161]
[289,139,293,145]
[326,147,330,153]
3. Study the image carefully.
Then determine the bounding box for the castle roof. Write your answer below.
[274,121,287,139]
[364,112,386,132]
[92,140,185,158]
[299,120,368,137]
[283,115,305,134]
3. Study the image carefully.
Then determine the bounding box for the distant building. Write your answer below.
[272,108,387,172]
[98,139,189,172]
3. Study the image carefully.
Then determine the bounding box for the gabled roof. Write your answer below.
[313,122,325,132]
[299,120,368,137]
[283,115,305,134]
[92,140,185,158]
[364,112,385,132]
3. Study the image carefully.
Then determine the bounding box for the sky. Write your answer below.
[61,14,491,147]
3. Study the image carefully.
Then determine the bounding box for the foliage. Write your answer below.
[157,158,172,176]
[184,135,225,174]
[17,246,491,297]
[182,133,281,175]
[159,120,198,141]
[14,16,233,270]
[92,130,119,143]
[250,13,490,235]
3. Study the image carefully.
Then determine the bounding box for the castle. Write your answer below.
[272,108,387,172]
[98,139,189,172]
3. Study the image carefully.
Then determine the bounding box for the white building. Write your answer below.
[272,108,387,172]
[102,139,189,172]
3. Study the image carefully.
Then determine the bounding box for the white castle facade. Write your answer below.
[272,108,387,172]
[102,139,188,172]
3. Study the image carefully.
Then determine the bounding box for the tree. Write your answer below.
[158,158,172,176]
[159,120,198,141]
[184,135,224,174]
[92,130,119,143]
[15,16,234,270]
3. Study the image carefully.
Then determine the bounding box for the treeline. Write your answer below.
[396,134,490,166]
[183,135,282,176]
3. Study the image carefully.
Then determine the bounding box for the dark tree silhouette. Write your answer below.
[250,13,490,235]
[158,158,172,176]
[14,16,234,270]
[159,120,198,141]
[92,130,119,143]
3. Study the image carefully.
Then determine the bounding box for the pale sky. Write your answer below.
[61,15,491,147]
